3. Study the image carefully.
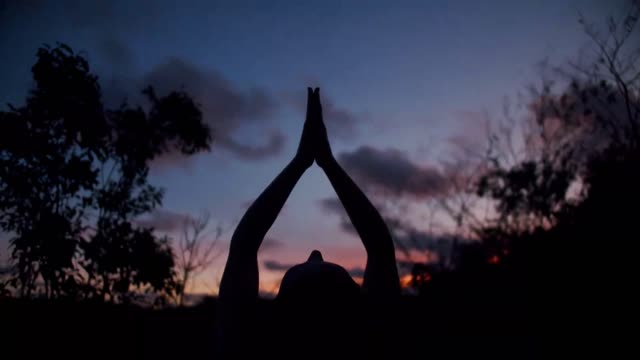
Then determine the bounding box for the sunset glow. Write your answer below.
[0,0,614,298]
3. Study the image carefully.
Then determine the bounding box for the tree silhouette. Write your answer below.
[174,210,223,306]
[0,44,212,300]
[470,3,639,269]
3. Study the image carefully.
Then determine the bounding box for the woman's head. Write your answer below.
[276,250,361,305]
[273,250,366,353]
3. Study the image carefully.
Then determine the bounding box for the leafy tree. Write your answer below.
[476,3,639,248]
[0,44,212,300]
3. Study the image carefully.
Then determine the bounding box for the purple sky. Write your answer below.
[0,0,620,293]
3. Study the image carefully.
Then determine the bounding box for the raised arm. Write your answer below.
[217,89,315,347]
[310,88,400,298]
[218,159,308,302]
[219,89,316,302]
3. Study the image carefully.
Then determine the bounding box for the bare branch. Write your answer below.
[174,209,225,305]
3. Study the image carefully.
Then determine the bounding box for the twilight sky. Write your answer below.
[0,0,620,294]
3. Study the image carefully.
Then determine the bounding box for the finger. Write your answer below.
[314,88,323,119]
[306,87,313,118]
[308,88,317,117]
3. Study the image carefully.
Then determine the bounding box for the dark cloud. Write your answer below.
[102,57,283,170]
[136,208,191,233]
[320,97,361,139]
[219,130,285,160]
[2,2,285,167]
[263,260,295,272]
[140,58,282,164]
[318,197,345,216]
[2,2,287,169]
[337,146,450,198]
[319,196,457,260]
[317,197,357,234]
[384,215,456,259]
[318,198,358,234]
[263,259,365,279]
[285,91,361,140]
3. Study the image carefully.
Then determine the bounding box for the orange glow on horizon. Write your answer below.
[400,274,413,288]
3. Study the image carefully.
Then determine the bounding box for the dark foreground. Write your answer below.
[1,287,534,359]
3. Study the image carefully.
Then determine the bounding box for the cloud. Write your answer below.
[318,198,358,234]
[263,259,365,279]
[284,91,361,140]
[2,3,287,169]
[140,58,283,164]
[320,97,361,139]
[319,195,457,260]
[102,58,283,170]
[384,215,456,259]
[318,198,345,216]
[263,260,295,272]
[219,130,285,160]
[136,208,191,233]
[337,146,450,198]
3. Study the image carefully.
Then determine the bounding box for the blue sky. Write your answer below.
[0,0,620,292]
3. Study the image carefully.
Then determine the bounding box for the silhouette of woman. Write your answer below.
[217,88,400,356]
